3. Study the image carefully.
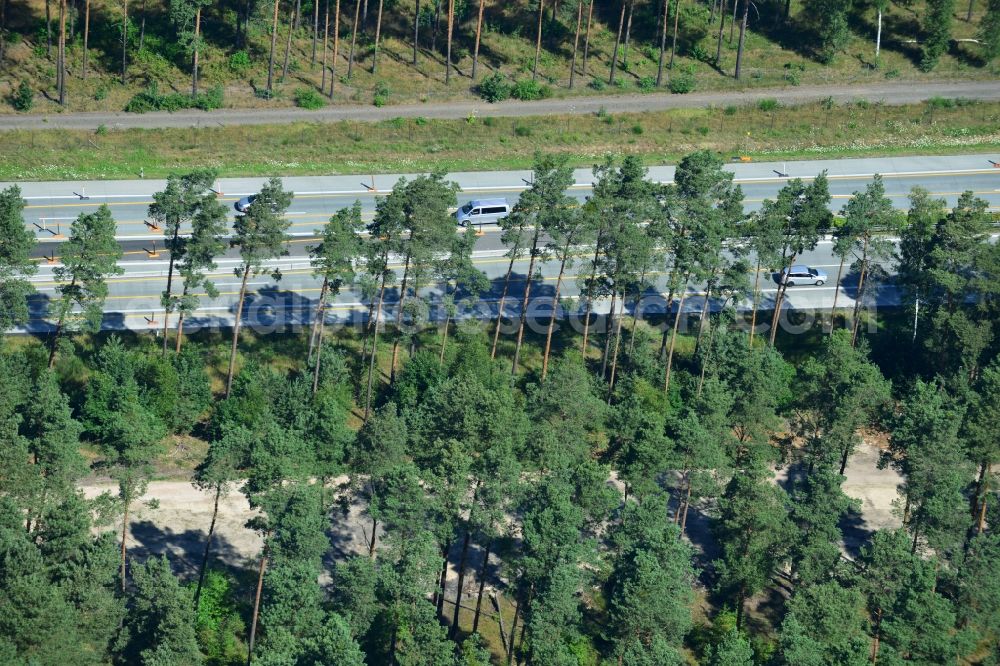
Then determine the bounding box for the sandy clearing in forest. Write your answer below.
[79,440,905,577]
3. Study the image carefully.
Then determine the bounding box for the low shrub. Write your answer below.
[638,76,657,92]
[94,86,108,101]
[229,50,252,75]
[373,81,390,107]
[510,79,551,101]
[124,82,224,113]
[926,96,956,109]
[294,87,326,109]
[757,98,780,112]
[514,124,532,137]
[589,77,607,91]
[668,66,696,94]
[11,80,33,111]
[478,71,511,103]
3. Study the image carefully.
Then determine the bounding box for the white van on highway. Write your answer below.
[455,199,510,227]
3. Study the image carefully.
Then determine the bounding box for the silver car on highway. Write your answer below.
[780,265,827,286]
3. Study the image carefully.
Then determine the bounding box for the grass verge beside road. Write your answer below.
[2,97,999,180]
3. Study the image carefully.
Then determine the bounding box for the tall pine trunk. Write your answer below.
[748,259,761,347]
[175,297,188,353]
[363,275,387,422]
[471,539,491,634]
[472,0,486,79]
[828,256,845,335]
[121,0,128,84]
[669,0,681,69]
[413,0,420,64]
[656,0,669,84]
[347,0,360,77]
[120,497,130,592]
[435,540,451,614]
[310,279,330,394]
[621,0,634,72]
[246,553,268,666]
[569,1,582,87]
[768,253,796,346]
[851,239,870,347]
[372,0,384,73]
[281,2,296,81]
[532,0,545,81]
[609,0,625,83]
[225,265,252,398]
[601,290,618,378]
[450,530,472,637]
[582,0,594,76]
[267,0,281,93]
[694,276,714,355]
[541,248,569,380]
[445,0,454,82]
[321,0,330,93]
[330,0,341,96]
[161,223,182,355]
[82,0,91,78]
[715,0,726,65]
[875,9,882,60]
[309,278,329,363]
[580,230,604,354]
[46,0,52,58]
[511,234,542,375]
[664,279,688,392]
[491,252,519,359]
[193,484,222,611]
[312,0,321,63]
[192,7,202,95]
[388,251,412,383]
[57,0,66,105]
[139,0,146,51]
[606,293,626,400]
[48,277,76,369]
[734,0,747,79]
[506,596,521,665]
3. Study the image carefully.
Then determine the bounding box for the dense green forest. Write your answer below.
[2,0,1000,112]
[2,152,1000,664]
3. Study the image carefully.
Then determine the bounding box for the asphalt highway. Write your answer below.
[12,153,1000,335]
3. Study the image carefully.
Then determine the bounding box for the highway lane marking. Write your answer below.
[23,184,1000,212]
[25,281,865,326]
[19,168,1000,208]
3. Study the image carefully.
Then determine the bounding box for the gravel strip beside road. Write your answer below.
[5,80,1000,131]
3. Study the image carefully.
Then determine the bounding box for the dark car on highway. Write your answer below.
[234,195,256,213]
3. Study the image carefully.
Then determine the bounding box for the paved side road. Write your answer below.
[3,80,1000,131]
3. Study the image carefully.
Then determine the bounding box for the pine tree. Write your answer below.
[713,460,794,629]
[115,556,202,665]
[922,0,956,70]
[307,201,363,393]
[0,185,36,333]
[172,190,228,353]
[49,205,123,368]
[148,169,220,353]
[981,0,1000,61]
[777,581,869,665]
[607,498,695,660]
[762,174,832,345]
[884,380,973,556]
[805,0,850,62]
[225,178,293,397]
[83,337,166,592]
[509,154,573,375]
[386,173,460,383]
